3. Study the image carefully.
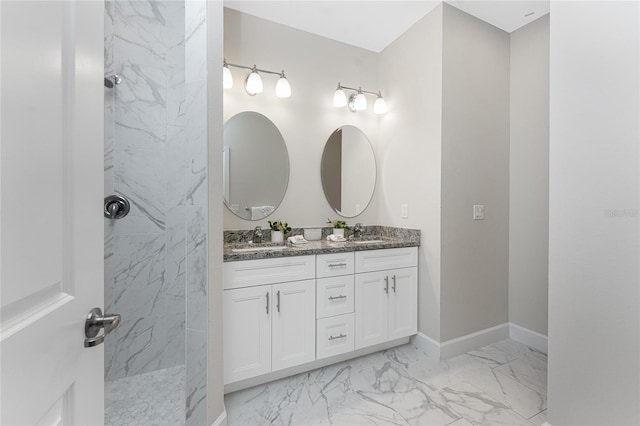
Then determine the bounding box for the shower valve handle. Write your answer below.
[104,195,130,220]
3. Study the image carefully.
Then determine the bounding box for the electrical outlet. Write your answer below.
[473,204,485,220]
[401,204,409,218]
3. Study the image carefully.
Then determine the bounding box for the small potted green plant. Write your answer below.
[268,219,291,243]
[327,219,351,238]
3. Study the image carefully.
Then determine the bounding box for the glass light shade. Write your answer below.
[245,71,263,95]
[275,76,291,98]
[374,96,387,114]
[333,88,347,107]
[354,92,367,111]
[223,65,233,89]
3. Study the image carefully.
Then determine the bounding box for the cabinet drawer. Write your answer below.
[316,314,355,360]
[316,252,354,278]
[355,247,417,273]
[223,255,315,290]
[316,275,354,319]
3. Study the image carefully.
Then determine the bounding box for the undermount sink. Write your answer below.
[353,239,384,244]
[231,245,287,253]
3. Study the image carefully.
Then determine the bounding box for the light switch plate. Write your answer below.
[401,204,408,218]
[473,204,484,220]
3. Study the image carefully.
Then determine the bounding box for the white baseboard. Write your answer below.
[411,323,510,360]
[211,409,227,426]
[508,322,548,354]
[440,323,509,359]
[411,332,441,359]
[411,323,548,360]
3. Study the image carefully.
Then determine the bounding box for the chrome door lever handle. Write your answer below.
[84,307,121,348]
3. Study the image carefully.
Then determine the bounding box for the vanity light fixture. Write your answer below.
[245,67,263,95]
[333,83,387,114]
[223,59,291,98]
[223,61,233,89]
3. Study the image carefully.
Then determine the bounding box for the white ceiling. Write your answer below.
[224,0,550,53]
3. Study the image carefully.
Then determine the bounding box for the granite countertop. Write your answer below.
[223,226,420,262]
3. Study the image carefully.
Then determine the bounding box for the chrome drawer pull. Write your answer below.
[266,292,270,314]
[384,276,389,294]
[328,295,347,301]
[328,262,347,268]
[392,275,397,293]
[328,333,347,341]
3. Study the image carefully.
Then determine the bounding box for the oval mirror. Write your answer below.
[223,112,289,220]
[321,125,376,217]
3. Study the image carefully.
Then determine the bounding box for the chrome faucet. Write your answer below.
[253,226,263,244]
[353,223,364,239]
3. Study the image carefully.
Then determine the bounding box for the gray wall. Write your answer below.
[223,8,380,229]
[378,5,443,340]
[440,4,511,341]
[509,15,549,336]
[104,0,187,381]
[548,1,639,424]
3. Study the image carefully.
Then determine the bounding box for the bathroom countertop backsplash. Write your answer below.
[223,225,420,262]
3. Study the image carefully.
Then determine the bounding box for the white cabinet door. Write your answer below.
[1,2,104,425]
[272,280,316,371]
[355,271,389,349]
[388,268,418,340]
[223,286,272,384]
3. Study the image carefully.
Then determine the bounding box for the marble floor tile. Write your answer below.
[440,381,533,426]
[494,358,548,396]
[492,340,547,371]
[528,409,547,425]
[461,364,546,419]
[226,339,547,426]
[448,418,474,426]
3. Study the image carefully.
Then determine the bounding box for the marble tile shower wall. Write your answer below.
[104,6,208,424]
[104,0,187,381]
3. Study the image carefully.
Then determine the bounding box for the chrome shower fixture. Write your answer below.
[104,74,122,88]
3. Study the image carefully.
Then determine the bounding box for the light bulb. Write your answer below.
[354,92,367,111]
[374,95,387,114]
[333,88,347,107]
[223,64,233,89]
[245,69,263,95]
[275,74,291,98]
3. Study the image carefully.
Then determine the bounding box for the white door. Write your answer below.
[223,286,272,384]
[355,271,389,349]
[388,268,418,340]
[271,280,316,371]
[1,2,105,425]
